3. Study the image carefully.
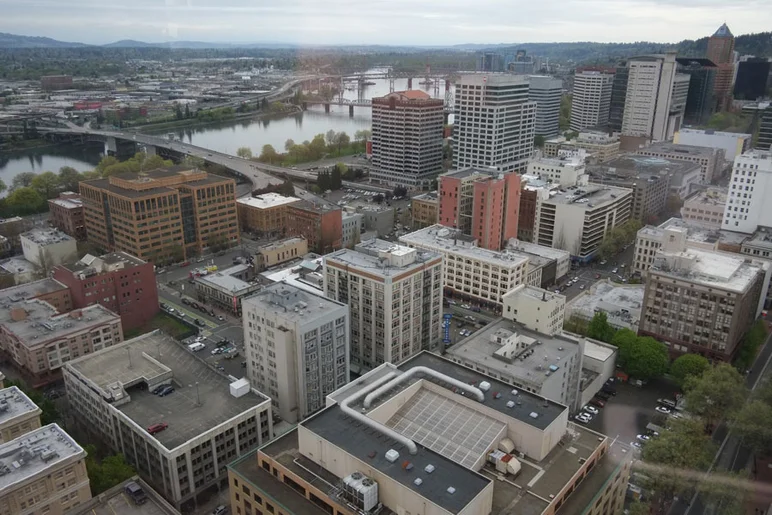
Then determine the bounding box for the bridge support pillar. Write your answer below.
[349,105,354,117]
[324,104,330,113]
[301,102,308,111]
[105,136,117,156]
[144,144,157,156]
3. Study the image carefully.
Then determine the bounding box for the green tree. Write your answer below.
[6,187,45,214]
[534,135,546,148]
[670,354,710,386]
[330,166,342,190]
[611,327,638,350]
[734,319,768,372]
[259,144,280,164]
[175,103,183,120]
[308,134,327,159]
[237,147,253,159]
[325,129,337,147]
[184,103,191,119]
[284,139,295,152]
[0,179,7,195]
[139,154,172,171]
[182,155,205,168]
[587,311,615,343]
[58,166,83,192]
[627,501,651,515]
[730,399,772,459]
[696,469,751,515]
[30,171,60,199]
[102,162,137,177]
[95,155,119,174]
[334,131,350,154]
[684,363,748,430]
[619,336,669,380]
[11,171,37,191]
[84,445,136,495]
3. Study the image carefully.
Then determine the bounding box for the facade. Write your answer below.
[608,64,629,132]
[570,71,614,131]
[621,53,678,142]
[52,252,159,331]
[636,142,725,185]
[566,279,644,331]
[194,264,259,316]
[410,191,438,229]
[242,283,350,423]
[528,75,563,138]
[48,192,86,240]
[0,216,29,254]
[237,193,299,236]
[534,183,633,261]
[501,284,565,335]
[680,187,727,228]
[0,424,91,515]
[20,228,77,270]
[740,228,772,307]
[676,57,717,125]
[343,202,394,239]
[437,168,521,251]
[228,352,633,515]
[758,106,772,151]
[734,58,771,101]
[722,149,772,233]
[286,200,342,254]
[323,240,443,373]
[80,167,239,262]
[255,237,308,271]
[526,154,587,187]
[453,74,536,173]
[505,237,572,283]
[633,218,722,275]
[62,331,274,511]
[0,386,42,443]
[544,131,621,163]
[371,90,444,189]
[40,75,73,90]
[341,212,362,248]
[674,128,752,161]
[639,230,767,361]
[707,23,736,111]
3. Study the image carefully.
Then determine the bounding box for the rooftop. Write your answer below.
[506,238,571,262]
[0,424,84,493]
[543,183,632,207]
[743,229,772,251]
[257,237,306,253]
[566,279,644,329]
[0,386,40,428]
[0,256,38,275]
[72,478,180,515]
[441,167,499,180]
[640,142,721,158]
[61,251,147,275]
[66,332,268,451]
[678,128,752,139]
[259,257,324,295]
[82,178,176,199]
[638,217,720,246]
[242,282,345,320]
[651,247,767,293]
[412,191,438,202]
[48,197,83,209]
[195,264,254,293]
[588,155,700,181]
[0,278,68,304]
[237,193,299,210]
[21,227,75,246]
[684,187,728,207]
[325,239,441,277]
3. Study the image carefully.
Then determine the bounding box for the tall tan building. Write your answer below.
[0,386,42,443]
[80,166,239,263]
[0,424,91,515]
[707,23,735,111]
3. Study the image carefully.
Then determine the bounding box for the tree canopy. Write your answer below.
[83,445,136,495]
[237,147,253,159]
[587,311,615,343]
[619,336,669,380]
[670,354,710,386]
[684,363,748,430]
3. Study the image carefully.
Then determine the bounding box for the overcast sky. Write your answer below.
[2,0,771,45]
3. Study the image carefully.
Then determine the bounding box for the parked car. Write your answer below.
[147,422,168,435]
[158,386,174,397]
[574,414,591,424]
[211,348,224,355]
[160,302,168,310]
[191,302,200,310]
[636,434,651,442]
[461,304,471,310]
[212,506,228,515]
[194,319,205,327]
[182,298,191,305]
[655,406,672,414]
[124,481,147,505]
[595,391,611,401]
[631,441,642,450]
[612,268,618,274]
[208,310,216,317]
[657,398,677,409]
[584,405,599,415]
[472,306,481,313]
[151,384,168,395]
[590,398,606,408]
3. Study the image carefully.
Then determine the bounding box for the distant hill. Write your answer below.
[0,32,87,48]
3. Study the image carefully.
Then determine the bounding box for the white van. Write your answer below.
[188,342,205,352]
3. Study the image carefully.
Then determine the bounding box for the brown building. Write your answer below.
[410,191,439,229]
[518,187,538,242]
[237,193,299,236]
[0,386,42,443]
[0,424,91,515]
[40,75,73,91]
[286,200,342,254]
[48,192,86,240]
[80,166,239,263]
[707,23,735,111]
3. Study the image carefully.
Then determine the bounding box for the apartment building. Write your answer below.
[63,331,274,511]
[341,212,362,248]
[621,52,678,142]
[80,166,239,262]
[228,353,633,515]
[371,90,444,189]
[0,424,91,515]
[674,128,752,161]
[48,192,86,240]
[675,57,717,126]
[20,228,77,271]
[722,149,772,233]
[501,284,566,335]
[194,264,259,316]
[242,283,349,423]
[528,75,563,138]
[639,229,767,361]
[453,74,536,172]
[255,237,308,271]
[286,200,342,254]
[534,184,633,261]
[437,168,521,251]
[526,154,588,187]
[680,187,727,229]
[237,193,299,236]
[0,386,42,443]
[633,218,721,275]
[0,300,122,385]
[52,251,158,331]
[323,239,442,373]
[570,71,614,131]
[410,191,438,229]
[636,142,725,185]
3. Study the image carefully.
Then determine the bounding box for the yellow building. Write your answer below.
[255,237,308,271]
[0,386,42,443]
[410,191,439,229]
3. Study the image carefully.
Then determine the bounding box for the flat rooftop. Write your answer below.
[0,386,40,428]
[744,229,772,251]
[325,240,440,277]
[542,183,632,207]
[242,282,344,320]
[21,227,75,245]
[448,318,580,388]
[567,279,644,328]
[257,237,306,253]
[642,142,721,157]
[0,278,68,303]
[0,256,38,275]
[678,128,752,139]
[651,247,767,293]
[0,423,84,493]
[62,251,147,274]
[441,167,499,180]
[412,191,438,202]
[196,264,253,293]
[73,479,179,515]
[49,197,83,209]
[638,217,721,246]
[66,331,268,451]
[506,238,570,262]
[684,187,727,206]
[588,154,700,180]
[259,257,324,295]
[237,193,299,210]
[82,178,176,199]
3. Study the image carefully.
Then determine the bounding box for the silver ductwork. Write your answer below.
[363,366,485,409]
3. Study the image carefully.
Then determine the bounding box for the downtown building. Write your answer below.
[323,240,442,374]
[544,131,621,163]
[707,23,736,111]
[570,71,614,131]
[722,149,772,233]
[675,57,717,126]
[370,90,444,190]
[453,74,536,173]
[528,75,563,138]
[675,128,752,161]
[47,192,86,240]
[636,141,725,185]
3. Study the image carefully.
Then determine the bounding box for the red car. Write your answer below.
[590,398,606,408]
[180,261,191,267]
[147,422,168,435]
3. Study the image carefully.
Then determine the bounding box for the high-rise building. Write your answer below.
[478,52,504,72]
[722,149,772,233]
[758,105,772,151]
[570,71,614,131]
[528,75,563,138]
[670,73,691,135]
[707,23,736,111]
[621,53,678,142]
[80,166,239,262]
[453,74,536,173]
[242,283,350,424]
[323,239,442,373]
[734,57,771,101]
[675,58,717,126]
[371,90,444,190]
[608,64,629,132]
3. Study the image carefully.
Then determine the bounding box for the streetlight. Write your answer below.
[189,382,200,406]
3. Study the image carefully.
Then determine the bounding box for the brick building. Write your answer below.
[48,192,86,240]
[410,191,439,229]
[286,200,342,254]
[236,193,299,236]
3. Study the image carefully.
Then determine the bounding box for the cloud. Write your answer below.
[0,0,769,45]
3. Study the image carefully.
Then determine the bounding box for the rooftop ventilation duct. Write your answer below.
[363,366,485,409]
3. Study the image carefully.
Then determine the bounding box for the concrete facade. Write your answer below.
[680,187,727,229]
[526,154,587,187]
[237,193,299,236]
[255,237,308,271]
[0,386,42,443]
[341,212,362,248]
[20,228,78,271]
[722,149,772,234]
[570,71,614,132]
[636,142,725,185]
[528,75,563,138]
[633,218,722,275]
[502,284,566,335]
[621,53,678,142]
[674,128,752,161]
[410,191,439,230]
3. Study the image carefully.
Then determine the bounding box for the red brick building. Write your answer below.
[48,192,86,240]
[286,200,342,254]
[52,252,158,331]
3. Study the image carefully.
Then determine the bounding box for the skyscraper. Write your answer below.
[676,57,717,125]
[608,64,629,132]
[734,57,771,101]
[370,90,444,190]
[722,149,772,233]
[528,75,563,138]
[570,71,614,131]
[453,74,536,172]
[707,23,736,111]
[621,52,678,142]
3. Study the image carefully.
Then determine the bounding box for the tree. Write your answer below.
[182,155,205,168]
[696,469,751,515]
[308,134,327,159]
[611,327,638,350]
[374,193,384,204]
[0,179,7,195]
[58,166,83,192]
[139,154,172,171]
[619,336,669,380]
[184,103,191,119]
[175,103,183,120]
[11,171,37,191]
[102,162,137,177]
[670,354,710,386]
[627,501,651,515]
[237,147,253,159]
[30,171,60,199]
[330,166,342,190]
[734,319,768,372]
[259,144,280,164]
[95,155,119,174]
[534,135,546,148]
[334,131,350,154]
[325,129,337,147]
[730,399,772,458]
[587,312,615,343]
[393,185,408,198]
[84,445,136,495]
[684,363,748,430]
[6,187,45,214]
[284,139,295,152]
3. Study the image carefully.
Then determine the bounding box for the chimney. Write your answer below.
[10,308,27,322]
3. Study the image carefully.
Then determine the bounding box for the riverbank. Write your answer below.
[133,106,302,135]
[0,138,61,153]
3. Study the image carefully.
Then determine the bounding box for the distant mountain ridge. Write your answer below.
[0,32,87,48]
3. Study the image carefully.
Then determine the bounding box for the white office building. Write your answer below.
[502,284,566,335]
[722,149,772,234]
[570,71,614,131]
[675,128,752,161]
[453,74,536,172]
[526,153,588,187]
[621,53,678,142]
[242,283,349,424]
[528,75,563,138]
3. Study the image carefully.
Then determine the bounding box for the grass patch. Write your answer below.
[124,312,196,340]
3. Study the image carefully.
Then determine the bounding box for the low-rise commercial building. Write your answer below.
[566,279,644,331]
[680,187,727,228]
[526,154,587,187]
[505,238,572,282]
[194,264,259,316]
[0,386,42,443]
[242,283,350,424]
[343,201,394,238]
[63,331,274,511]
[0,424,91,515]
[0,278,73,313]
[255,237,308,271]
[20,228,78,271]
[0,256,41,286]
[636,142,725,184]
[674,128,752,161]
[0,216,29,254]
[48,192,86,240]
[259,257,324,295]
[633,218,721,274]
[502,284,566,335]
[236,193,299,236]
[341,212,362,248]
[286,200,342,254]
[410,191,439,229]
[544,131,621,163]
